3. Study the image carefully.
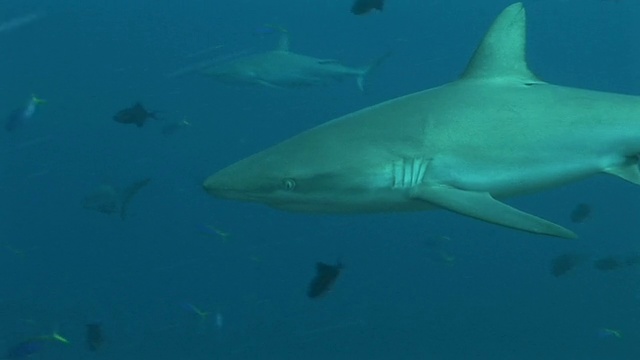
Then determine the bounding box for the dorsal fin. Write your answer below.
[277,32,290,52]
[461,2,540,82]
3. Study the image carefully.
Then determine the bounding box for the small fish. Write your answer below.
[351,0,384,15]
[597,328,622,339]
[182,302,210,320]
[85,322,104,352]
[307,261,343,299]
[4,332,68,359]
[197,224,230,239]
[593,256,624,271]
[569,203,591,223]
[550,253,583,277]
[113,102,157,127]
[5,95,45,132]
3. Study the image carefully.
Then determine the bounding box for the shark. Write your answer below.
[203,2,640,239]
[201,31,387,91]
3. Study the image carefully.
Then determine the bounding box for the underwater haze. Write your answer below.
[1,0,640,359]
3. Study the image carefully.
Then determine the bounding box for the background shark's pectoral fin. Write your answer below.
[604,163,640,186]
[411,185,577,239]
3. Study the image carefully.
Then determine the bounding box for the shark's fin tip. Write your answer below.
[413,185,575,239]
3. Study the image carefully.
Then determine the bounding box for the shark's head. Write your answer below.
[203,128,396,212]
[203,153,306,209]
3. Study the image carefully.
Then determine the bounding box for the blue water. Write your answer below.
[1,0,639,359]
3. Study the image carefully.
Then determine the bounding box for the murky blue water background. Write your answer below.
[1,0,639,358]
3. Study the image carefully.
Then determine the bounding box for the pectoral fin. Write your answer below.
[412,185,577,239]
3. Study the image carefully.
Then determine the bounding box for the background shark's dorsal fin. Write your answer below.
[277,32,290,52]
[461,2,540,82]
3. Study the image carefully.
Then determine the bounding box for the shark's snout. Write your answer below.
[203,165,266,202]
[203,171,236,199]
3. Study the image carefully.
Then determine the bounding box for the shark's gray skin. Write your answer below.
[203,3,640,239]
[202,31,387,91]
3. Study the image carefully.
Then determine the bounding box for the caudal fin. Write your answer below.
[356,51,391,91]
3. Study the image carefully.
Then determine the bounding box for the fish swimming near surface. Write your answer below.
[83,178,151,220]
[351,0,385,15]
[113,102,156,127]
[202,30,389,91]
[307,261,343,298]
[203,2,640,239]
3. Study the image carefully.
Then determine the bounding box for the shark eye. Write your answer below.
[282,178,296,191]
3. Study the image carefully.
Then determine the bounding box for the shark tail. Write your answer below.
[357,51,391,92]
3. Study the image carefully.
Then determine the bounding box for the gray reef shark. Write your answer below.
[202,31,387,91]
[203,3,640,239]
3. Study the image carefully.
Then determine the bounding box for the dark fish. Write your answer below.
[550,253,582,277]
[4,339,44,359]
[593,256,623,271]
[86,322,104,352]
[570,203,591,223]
[307,261,343,298]
[351,0,384,15]
[113,102,156,127]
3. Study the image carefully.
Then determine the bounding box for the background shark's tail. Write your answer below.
[357,51,392,91]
